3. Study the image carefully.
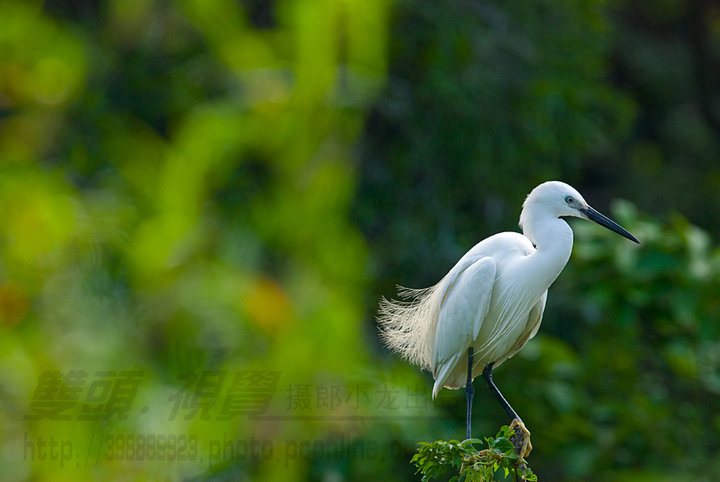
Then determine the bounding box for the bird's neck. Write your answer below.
[522,213,574,285]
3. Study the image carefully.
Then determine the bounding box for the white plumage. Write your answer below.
[378,181,639,401]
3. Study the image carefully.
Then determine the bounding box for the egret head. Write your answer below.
[521,181,640,244]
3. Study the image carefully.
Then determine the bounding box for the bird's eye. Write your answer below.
[565,196,574,204]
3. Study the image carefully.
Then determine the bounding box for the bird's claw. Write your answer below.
[509,418,532,459]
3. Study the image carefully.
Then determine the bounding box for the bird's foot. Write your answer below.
[509,418,532,459]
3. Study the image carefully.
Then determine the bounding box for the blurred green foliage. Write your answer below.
[1,0,390,480]
[0,0,718,481]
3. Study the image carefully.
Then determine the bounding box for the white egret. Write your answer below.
[377,181,639,451]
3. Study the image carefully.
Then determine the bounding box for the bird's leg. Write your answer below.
[481,363,518,420]
[482,363,532,458]
[465,346,474,440]
[508,419,533,461]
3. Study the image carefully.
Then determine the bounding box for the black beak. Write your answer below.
[580,206,640,244]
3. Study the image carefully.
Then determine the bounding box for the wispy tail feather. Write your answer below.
[377,282,446,372]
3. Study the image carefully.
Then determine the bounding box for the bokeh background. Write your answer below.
[1,0,719,480]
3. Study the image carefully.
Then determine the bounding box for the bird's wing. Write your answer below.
[500,290,547,364]
[525,290,547,342]
[431,256,496,390]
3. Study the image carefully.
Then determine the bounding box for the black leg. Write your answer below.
[466,347,474,439]
[482,362,521,422]
[483,363,533,465]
